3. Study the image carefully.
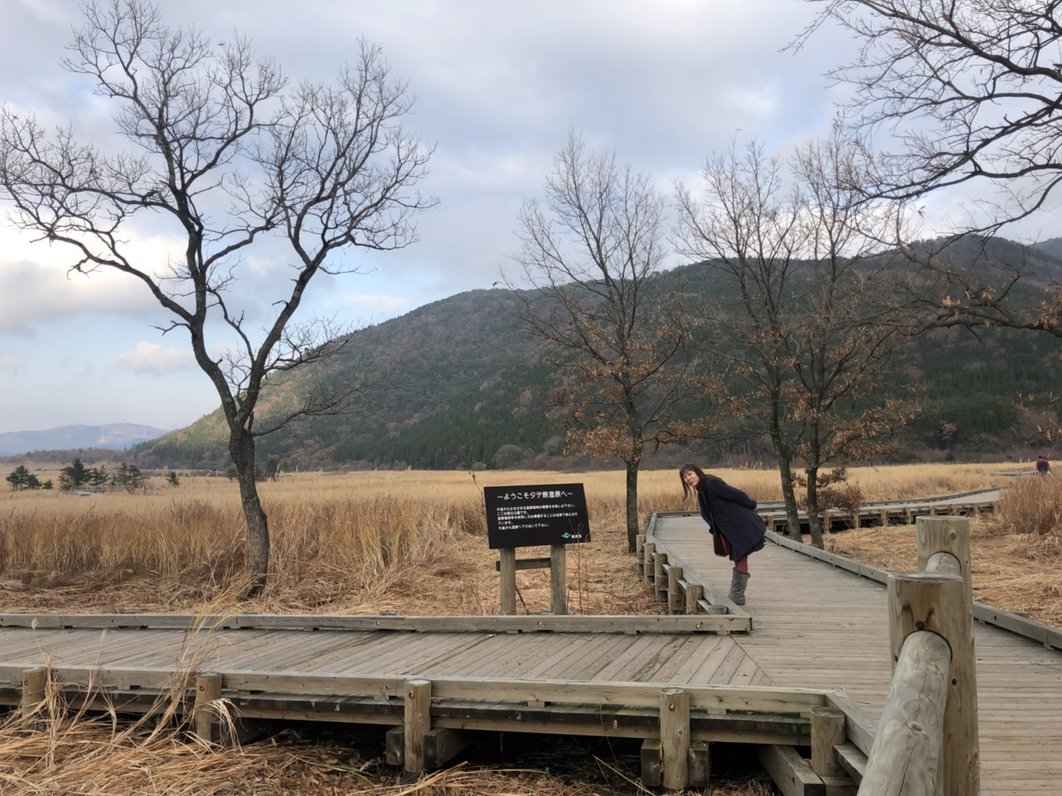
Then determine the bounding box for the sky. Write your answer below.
[0,0,1025,434]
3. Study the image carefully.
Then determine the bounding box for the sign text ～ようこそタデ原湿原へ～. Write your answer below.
[483,484,590,549]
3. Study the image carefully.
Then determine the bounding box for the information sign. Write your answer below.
[484,483,590,549]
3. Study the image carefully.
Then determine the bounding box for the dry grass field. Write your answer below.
[0,461,1058,794]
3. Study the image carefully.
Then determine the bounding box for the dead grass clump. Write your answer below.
[827,514,1062,627]
[990,476,1062,543]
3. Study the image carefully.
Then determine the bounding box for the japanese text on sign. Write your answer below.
[484,483,590,550]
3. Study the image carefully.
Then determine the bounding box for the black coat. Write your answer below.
[696,476,766,562]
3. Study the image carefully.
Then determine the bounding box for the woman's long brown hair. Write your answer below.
[679,463,708,500]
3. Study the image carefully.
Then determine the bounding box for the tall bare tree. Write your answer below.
[676,132,914,547]
[675,140,807,540]
[800,0,1062,337]
[513,134,700,551]
[787,130,918,542]
[0,0,433,595]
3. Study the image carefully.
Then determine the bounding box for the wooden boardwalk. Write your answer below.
[2,504,1060,792]
[757,487,1001,533]
[650,512,1062,795]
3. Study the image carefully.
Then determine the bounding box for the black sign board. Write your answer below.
[484,483,591,549]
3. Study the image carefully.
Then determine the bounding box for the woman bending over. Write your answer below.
[680,463,766,606]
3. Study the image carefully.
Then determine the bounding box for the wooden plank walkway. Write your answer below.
[0,617,760,691]
[758,487,1001,532]
[2,500,1058,792]
[650,512,1062,795]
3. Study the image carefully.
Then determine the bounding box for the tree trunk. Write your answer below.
[777,457,803,541]
[230,428,269,598]
[625,455,641,553]
[769,419,803,539]
[804,465,825,549]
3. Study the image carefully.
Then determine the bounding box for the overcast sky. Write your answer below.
[0,0,1016,433]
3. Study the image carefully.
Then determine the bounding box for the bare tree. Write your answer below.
[799,0,1062,336]
[787,130,918,542]
[676,132,914,547]
[675,140,808,540]
[0,0,433,596]
[513,133,700,551]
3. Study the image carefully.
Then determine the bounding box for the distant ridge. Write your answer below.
[0,423,168,456]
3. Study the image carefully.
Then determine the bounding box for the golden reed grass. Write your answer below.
[0,461,1052,795]
[0,462,1024,615]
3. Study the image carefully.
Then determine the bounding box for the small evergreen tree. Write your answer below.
[58,458,90,491]
[112,463,146,493]
[87,465,110,489]
[166,471,180,488]
[6,465,41,490]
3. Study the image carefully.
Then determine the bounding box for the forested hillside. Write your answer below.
[133,237,1062,471]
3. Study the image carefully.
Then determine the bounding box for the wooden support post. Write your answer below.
[550,544,566,615]
[880,509,889,527]
[811,705,847,778]
[640,738,662,787]
[194,672,222,744]
[643,541,656,581]
[667,565,683,614]
[916,516,980,796]
[687,741,711,787]
[20,667,46,719]
[387,726,469,769]
[685,582,703,615]
[635,533,645,558]
[653,552,667,600]
[499,548,516,615]
[403,679,432,776]
[659,687,690,791]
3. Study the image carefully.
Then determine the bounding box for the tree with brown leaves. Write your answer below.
[677,130,916,548]
[513,134,701,551]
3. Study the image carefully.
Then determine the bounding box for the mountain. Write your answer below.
[129,236,1061,471]
[0,423,169,456]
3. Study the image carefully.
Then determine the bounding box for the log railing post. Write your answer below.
[685,582,703,615]
[667,565,683,614]
[810,705,846,778]
[863,572,961,795]
[917,516,980,796]
[194,672,223,743]
[20,666,46,720]
[403,679,432,776]
[653,551,667,600]
[659,687,690,790]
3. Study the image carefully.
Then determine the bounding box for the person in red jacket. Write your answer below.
[1036,455,1051,476]
[680,463,766,606]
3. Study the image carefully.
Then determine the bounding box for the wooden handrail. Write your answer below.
[859,516,980,796]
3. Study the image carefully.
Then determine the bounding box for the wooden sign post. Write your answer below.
[484,483,590,615]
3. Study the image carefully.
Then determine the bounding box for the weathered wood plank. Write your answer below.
[0,612,747,634]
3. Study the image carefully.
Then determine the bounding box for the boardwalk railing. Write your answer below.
[860,516,980,796]
[636,513,753,626]
[7,663,832,788]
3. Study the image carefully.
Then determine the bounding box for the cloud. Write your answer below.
[113,342,194,375]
